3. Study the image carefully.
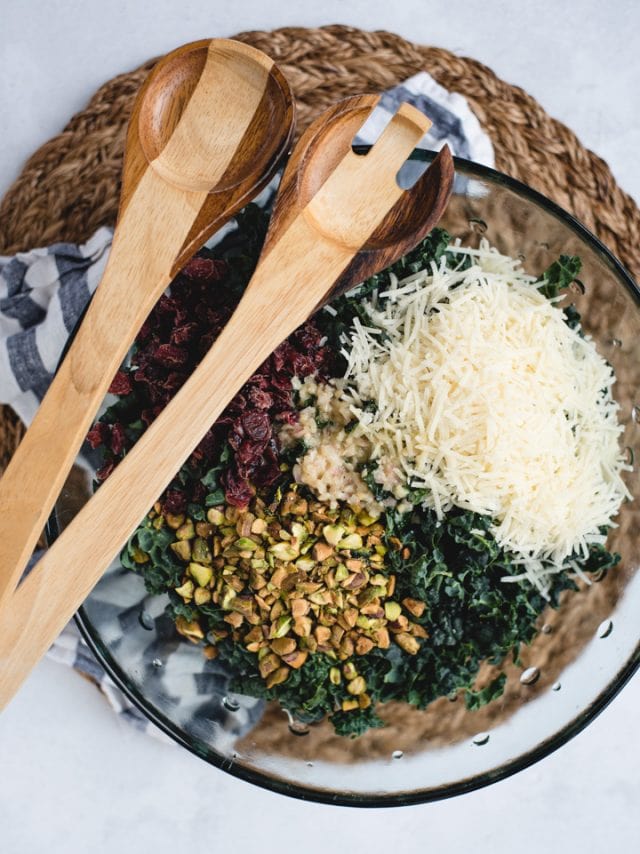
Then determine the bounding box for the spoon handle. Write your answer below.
[0,173,211,613]
[0,222,346,709]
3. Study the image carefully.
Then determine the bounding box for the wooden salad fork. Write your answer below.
[0,39,294,613]
[0,94,454,708]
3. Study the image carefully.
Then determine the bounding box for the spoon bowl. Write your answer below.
[137,40,292,194]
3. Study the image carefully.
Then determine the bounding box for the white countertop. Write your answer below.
[0,2,638,852]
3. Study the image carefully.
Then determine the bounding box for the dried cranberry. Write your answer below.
[163,489,187,515]
[182,256,227,281]
[247,386,273,409]
[86,422,110,449]
[96,459,115,481]
[108,370,132,396]
[151,343,188,368]
[110,423,127,455]
[240,411,270,442]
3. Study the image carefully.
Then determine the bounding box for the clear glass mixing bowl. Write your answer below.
[50,154,640,806]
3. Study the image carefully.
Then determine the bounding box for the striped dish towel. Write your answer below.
[0,71,494,736]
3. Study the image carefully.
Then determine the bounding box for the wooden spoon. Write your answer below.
[0,94,453,708]
[0,39,294,613]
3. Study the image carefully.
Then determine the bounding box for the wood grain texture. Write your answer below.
[0,95,452,709]
[0,39,293,624]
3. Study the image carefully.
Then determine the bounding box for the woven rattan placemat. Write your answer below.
[0,25,637,753]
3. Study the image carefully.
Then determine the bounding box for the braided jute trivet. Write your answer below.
[0,25,637,755]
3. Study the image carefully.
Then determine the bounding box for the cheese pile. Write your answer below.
[341,241,631,593]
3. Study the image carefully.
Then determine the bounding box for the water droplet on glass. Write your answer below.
[447,691,458,702]
[285,709,310,736]
[392,750,404,760]
[223,696,240,712]
[517,253,526,262]
[469,218,488,234]
[138,610,154,630]
[472,732,490,746]
[542,624,552,634]
[539,241,550,250]
[631,404,640,424]
[569,279,586,295]
[609,337,622,348]
[623,446,635,467]
[152,658,163,668]
[597,619,613,639]
[306,762,314,767]
[232,752,238,760]
[552,682,562,692]
[520,666,540,685]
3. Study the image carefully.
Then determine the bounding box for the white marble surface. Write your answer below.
[0,1,639,852]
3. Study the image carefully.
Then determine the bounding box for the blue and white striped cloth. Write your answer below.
[0,71,493,736]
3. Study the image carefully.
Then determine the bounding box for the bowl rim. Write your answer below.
[55,151,640,807]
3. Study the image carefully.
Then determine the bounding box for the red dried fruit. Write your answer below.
[86,422,110,449]
[110,423,127,455]
[151,343,188,368]
[87,247,336,512]
[108,370,133,396]
[182,256,227,281]
[96,459,115,481]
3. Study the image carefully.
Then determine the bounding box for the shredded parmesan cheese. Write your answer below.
[340,240,632,593]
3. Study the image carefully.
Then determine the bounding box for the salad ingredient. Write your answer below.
[316,242,631,593]
[160,487,428,696]
[93,213,626,737]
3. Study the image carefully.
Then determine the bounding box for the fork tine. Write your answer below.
[326,145,454,301]
[369,145,454,251]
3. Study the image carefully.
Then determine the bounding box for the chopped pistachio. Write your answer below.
[176,521,195,540]
[175,579,195,600]
[269,541,298,562]
[130,546,149,564]
[194,587,212,606]
[274,615,292,638]
[322,524,345,546]
[235,537,258,552]
[281,649,308,669]
[170,540,192,562]
[259,652,280,678]
[207,508,225,526]
[251,517,267,535]
[291,599,310,618]
[293,616,313,637]
[188,562,213,587]
[339,533,363,550]
[402,597,426,618]
[312,541,333,561]
[346,676,367,696]
[192,537,212,564]
[266,666,290,688]
[175,616,204,642]
[329,666,342,685]
[221,586,237,610]
[343,661,358,680]
[395,632,420,655]
[294,556,315,572]
[271,637,297,656]
[355,636,375,655]
[341,698,359,712]
[384,601,402,621]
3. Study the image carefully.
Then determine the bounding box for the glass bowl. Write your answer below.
[50,154,640,806]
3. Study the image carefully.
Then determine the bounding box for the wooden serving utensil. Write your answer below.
[0,39,294,613]
[0,94,453,708]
